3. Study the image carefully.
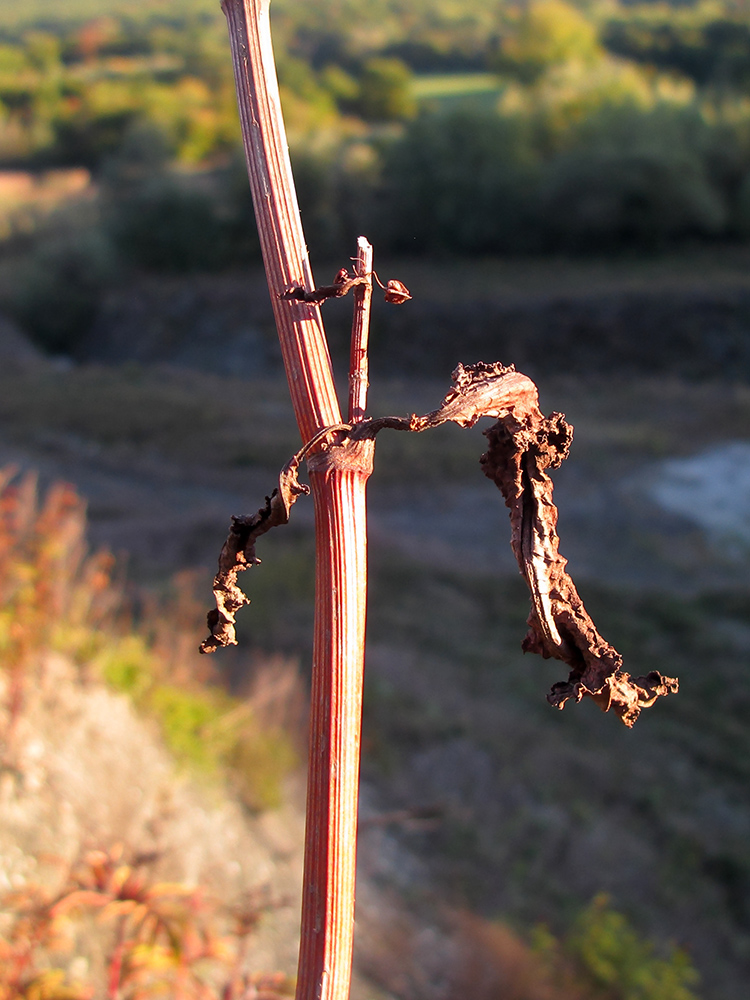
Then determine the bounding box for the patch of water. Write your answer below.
[647,441,750,550]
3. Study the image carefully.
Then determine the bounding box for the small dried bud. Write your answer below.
[384,279,411,304]
[334,268,350,284]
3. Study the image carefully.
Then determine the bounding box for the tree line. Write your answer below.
[4,0,750,356]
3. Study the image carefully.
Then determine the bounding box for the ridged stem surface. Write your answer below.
[222,0,339,438]
[221,2,369,999]
[299,461,370,1000]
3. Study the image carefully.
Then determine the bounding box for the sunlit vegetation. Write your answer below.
[0,0,744,363]
[0,462,306,997]
[0,469,302,810]
[0,465,705,999]
[534,895,700,1000]
[0,0,743,356]
[0,843,296,999]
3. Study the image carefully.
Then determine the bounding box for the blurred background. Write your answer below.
[1,0,750,997]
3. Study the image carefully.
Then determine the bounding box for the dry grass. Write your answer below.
[0,367,299,473]
[0,843,296,1000]
[0,466,312,997]
[0,468,116,758]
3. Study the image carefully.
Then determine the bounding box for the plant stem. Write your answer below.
[220,0,339,437]
[348,237,373,424]
[221,2,371,998]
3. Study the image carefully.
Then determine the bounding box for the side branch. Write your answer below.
[279,268,411,307]
[348,237,373,424]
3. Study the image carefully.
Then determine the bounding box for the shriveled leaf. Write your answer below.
[383,279,412,304]
[203,361,677,724]
[200,461,310,653]
[480,413,677,726]
[360,361,678,724]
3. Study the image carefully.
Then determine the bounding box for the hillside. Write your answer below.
[1,325,749,995]
[1,0,749,997]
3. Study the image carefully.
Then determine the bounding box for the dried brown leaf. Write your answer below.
[357,361,678,725]
[479,395,677,727]
[204,362,677,723]
[200,462,309,654]
[383,279,412,304]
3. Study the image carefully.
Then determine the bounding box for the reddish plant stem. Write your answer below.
[298,455,370,1000]
[220,0,339,438]
[221,2,370,998]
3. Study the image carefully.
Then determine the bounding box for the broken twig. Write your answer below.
[348,238,373,424]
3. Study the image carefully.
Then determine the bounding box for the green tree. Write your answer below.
[380,111,538,252]
[539,104,727,249]
[357,57,416,122]
[498,0,603,84]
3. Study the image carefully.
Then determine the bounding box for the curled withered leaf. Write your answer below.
[201,423,351,653]
[278,273,366,304]
[352,362,539,437]
[203,361,678,723]
[200,462,309,654]
[370,270,412,304]
[355,361,678,725]
[383,279,412,304]
[480,410,678,727]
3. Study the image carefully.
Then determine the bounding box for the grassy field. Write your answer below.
[411,73,505,111]
[0,0,217,27]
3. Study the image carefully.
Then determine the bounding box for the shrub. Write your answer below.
[106,177,229,272]
[736,169,750,236]
[380,111,539,253]
[147,682,234,772]
[534,895,700,1000]
[0,471,115,670]
[356,57,416,122]
[540,146,726,250]
[0,470,302,809]
[539,104,727,249]
[0,471,117,755]
[96,604,302,809]
[0,844,295,1000]
[100,128,261,272]
[11,229,116,354]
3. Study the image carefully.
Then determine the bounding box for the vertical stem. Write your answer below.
[221,0,339,440]
[300,450,371,1000]
[348,237,373,424]
[221,2,370,999]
